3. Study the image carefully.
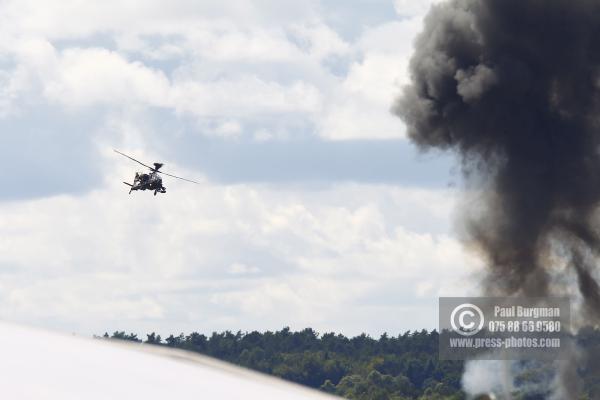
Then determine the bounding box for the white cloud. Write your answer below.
[1,38,323,127]
[214,121,243,138]
[393,0,445,18]
[314,19,425,140]
[171,77,323,118]
[0,0,317,39]
[46,48,172,108]
[288,23,351,60]
[317,90,406,140]
[228,262,260,275]
[0,0,430,140]
[183,25,304,63]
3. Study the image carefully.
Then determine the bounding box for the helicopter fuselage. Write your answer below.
[125,171,167,195]
[114,149,199,195]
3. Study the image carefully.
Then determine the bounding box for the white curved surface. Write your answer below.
[0,322,338,399]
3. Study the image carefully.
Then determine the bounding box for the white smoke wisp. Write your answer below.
[549,343,583,400]
[463,354,584,400]
[462,360,513,399]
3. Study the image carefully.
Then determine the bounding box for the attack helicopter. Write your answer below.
[114,149,199,195]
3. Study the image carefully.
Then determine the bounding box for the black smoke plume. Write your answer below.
[394,0,600,318]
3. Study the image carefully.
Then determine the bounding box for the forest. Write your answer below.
[99,327,600,399]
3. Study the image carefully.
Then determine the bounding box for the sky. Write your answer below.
[0,0,484,337]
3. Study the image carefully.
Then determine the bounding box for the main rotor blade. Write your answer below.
[156,170,200,184]
[113,149,155,170]
[114,148,200,184]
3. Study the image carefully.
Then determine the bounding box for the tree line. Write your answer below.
[99,327,600,399]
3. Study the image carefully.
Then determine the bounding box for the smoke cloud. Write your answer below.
[394,0,600,315]
[462,360,513,397]
[394,0,600,397]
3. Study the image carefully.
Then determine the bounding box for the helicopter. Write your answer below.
[114,149,199,195]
